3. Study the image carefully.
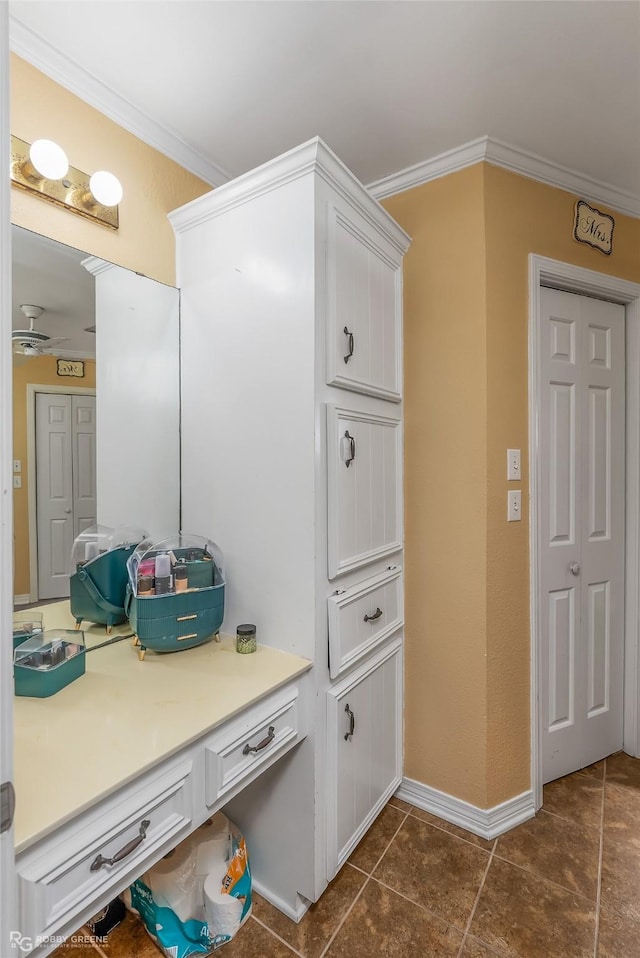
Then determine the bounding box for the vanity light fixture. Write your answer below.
[10,135,122,230]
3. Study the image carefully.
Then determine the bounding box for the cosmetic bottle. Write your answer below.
[174,562,188,592]
[154,553,174,595]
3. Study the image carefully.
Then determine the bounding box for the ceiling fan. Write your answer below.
[12,305,68,359]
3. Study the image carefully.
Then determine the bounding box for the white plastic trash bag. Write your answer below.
[122,813,251,957]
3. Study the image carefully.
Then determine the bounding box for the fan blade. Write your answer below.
[41,337,70,350]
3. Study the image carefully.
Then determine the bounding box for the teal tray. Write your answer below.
[14,632,85,698]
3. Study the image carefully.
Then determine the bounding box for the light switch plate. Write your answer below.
[507,449,521,481]
[508,489,521,521]
[13,460,21,473]
[13,475,22,489]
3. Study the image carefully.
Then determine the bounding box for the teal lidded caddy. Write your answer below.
[125,533,225,660]
[14,630,86,697]
[69,525,148,633]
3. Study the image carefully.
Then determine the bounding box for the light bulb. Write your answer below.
[28,139,68,180]
[89,171,123,207]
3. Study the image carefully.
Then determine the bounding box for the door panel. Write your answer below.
[36,394,73,600]
[35,393,96,600]
[541,289,625,783]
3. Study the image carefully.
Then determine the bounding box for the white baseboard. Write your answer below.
[250,877,310,924]
[396,777,535,840]
[13,594,30,605]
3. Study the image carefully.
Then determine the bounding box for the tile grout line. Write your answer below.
[250,915,306,957]
[593,757,607,958]
[455,840,497,958]
[491,850,598,905]
[405,811,497,852]
[368,873,468,938]
[317,809,410,958]
[541,805,602,830]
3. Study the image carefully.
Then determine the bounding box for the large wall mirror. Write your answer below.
[11,225,180,604]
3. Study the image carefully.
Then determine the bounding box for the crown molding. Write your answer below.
[170,137,411,254]
[367,137,490,201]
[81,256,115,277]
[368,136,640,219]
[9,16,230,188]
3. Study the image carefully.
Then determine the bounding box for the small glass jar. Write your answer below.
[236,623,257,654]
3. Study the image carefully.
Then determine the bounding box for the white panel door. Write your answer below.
[327,406,402,579]
[326,199,403,402]
[36,394,74,600]
[540,288,625,783]
[326,639,402,878]
[71,395,97,538]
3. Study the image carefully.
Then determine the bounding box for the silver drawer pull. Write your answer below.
[364,607,383,623]
[343,430,355,468]
[344,703,355,741]
[177,614,197,622]
[178,632,198,641]
[90,819,150,871]
[243,725,275,755]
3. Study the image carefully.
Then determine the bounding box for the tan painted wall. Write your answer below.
[384,165,491,805]
[10,55,209,599]
[483,166,640,805]
[13,357,96,596]
[10,54,209,285]
[385,164,640,808]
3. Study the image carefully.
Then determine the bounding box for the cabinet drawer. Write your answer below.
[327,405,402,579]
[326,639,403,878]
[205,684,301,805]
[17,757,195,941]
[325,197,403,402]
[328,566,403,678]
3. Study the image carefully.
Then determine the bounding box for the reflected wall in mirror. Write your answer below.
[12,226,180,605]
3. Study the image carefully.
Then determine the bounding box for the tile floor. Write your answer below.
[53,751,640,958]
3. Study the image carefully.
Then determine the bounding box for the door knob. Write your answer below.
[64,508,71,514]
[569,562,580,576]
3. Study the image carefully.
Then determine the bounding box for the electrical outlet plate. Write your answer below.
[13,476,22,489]
[508,489,521,521]
[507,449,521,481]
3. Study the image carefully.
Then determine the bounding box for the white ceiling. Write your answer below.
[8,1,640,208]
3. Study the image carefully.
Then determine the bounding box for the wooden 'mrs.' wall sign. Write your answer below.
[573,200,614,255]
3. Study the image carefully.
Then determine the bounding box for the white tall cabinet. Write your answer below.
[171,139,410,917]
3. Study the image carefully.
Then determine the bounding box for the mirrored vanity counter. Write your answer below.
[13,600,312,955]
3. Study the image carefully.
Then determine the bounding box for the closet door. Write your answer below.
[327,405,402,579]
[326,639,402,878]
[325,198,403,402]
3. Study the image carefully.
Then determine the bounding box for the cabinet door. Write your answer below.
[325,199,403,402]
[327,405,402,579]
[326,639,402,879]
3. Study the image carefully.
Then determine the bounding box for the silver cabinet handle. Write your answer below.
[364,607,383,623]
[243,725,275,755]
[344,703,355,741]
[343,326,354,364]
[569,562,581,576]
[90,819,150,871]
[344,430,355,468]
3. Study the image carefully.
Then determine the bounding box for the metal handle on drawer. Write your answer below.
[343,326,354,364]
[178,632,198,641]
[243,725,275,756]
[90,819,150,872]
[344,430,355,468]
[177,614,197,622]
[344,703,355,741]
[364,607,383,623]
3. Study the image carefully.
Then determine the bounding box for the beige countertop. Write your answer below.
[13,601,311,853]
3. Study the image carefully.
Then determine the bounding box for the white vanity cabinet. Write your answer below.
[171,137,410,914]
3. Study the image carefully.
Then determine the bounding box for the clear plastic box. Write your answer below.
[70,524,147,631]
[14,630,86,697]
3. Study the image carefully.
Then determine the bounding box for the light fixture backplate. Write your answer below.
[10,135,119,230]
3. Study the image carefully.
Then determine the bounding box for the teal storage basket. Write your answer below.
[14,630,85,698]
[69,525,147,631]
[126,534,225,659]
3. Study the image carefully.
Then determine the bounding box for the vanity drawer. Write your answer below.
[328,566,403,678]
[17,757,195,941]
[205,684,301,806]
